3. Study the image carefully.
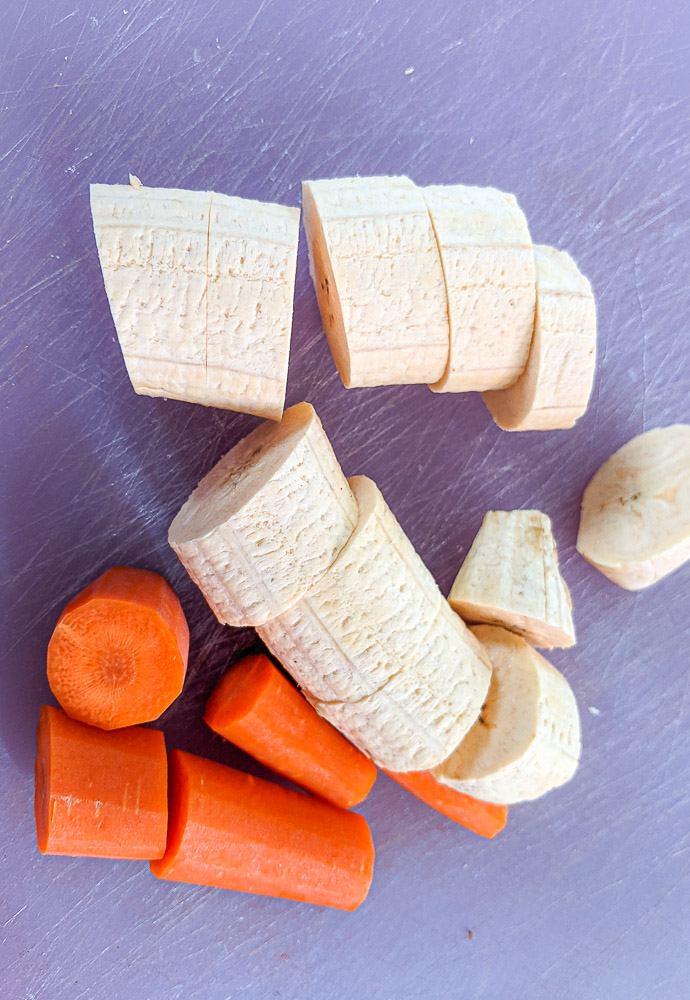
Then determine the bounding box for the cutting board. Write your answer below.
[1,1,688,997]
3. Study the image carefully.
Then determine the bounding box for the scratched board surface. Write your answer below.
[1,1,689,997]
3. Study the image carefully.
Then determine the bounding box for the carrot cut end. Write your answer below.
[47,567,188,730]
[203,655,273,733]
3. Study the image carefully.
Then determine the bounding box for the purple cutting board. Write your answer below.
[2,1,689,997]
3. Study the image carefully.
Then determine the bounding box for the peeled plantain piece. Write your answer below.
[302,176,450,388]
[91,180,299,419]
[449,510,575,649]
[424,183,536,393]
[433,625,581,805]
[258,476,492,772]
[577,425,690,590]
[169,403,358,627]
[483,244,596,431]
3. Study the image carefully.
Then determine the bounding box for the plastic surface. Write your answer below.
[1,1,688,997]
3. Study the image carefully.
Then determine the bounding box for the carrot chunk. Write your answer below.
[204,654,377,808]
[384,769,508,839]
[150,750,375,910]
[47,566,189,729]
[35,705,168,859]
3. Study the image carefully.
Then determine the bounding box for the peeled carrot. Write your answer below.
[47,566,189,730]
[150,750,375,910]
[35,704,168,859]
[384,769,508,839]
[204,654,377,809]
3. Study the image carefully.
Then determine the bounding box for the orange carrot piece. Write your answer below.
[150,750,375,910]
[204,654,377,809]
[35,705,168,859]
[47,566,189,730]
[384,769,508,839]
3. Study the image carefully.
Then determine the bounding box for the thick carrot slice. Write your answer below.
[47,566,189,730]
[35,705,168,859]
[150,750,375,910]
[384,769,508,839]
[204,654,377,809]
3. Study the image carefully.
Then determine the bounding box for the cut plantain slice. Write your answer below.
[424,183,536,393]
[302,176,450,387]
[258,476,492,772]
[434,625,581,805]
[169,403,358,627]
[577,425,690,589]
[482,244,596,431]
[91,180,299,419]
[449,510,575,648]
